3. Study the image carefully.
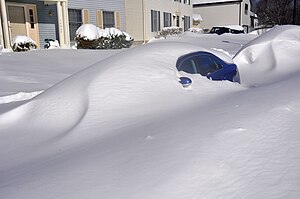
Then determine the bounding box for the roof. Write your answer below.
[193,0,241,5]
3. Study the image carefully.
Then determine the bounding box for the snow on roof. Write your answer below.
[193,0,240,5]
[193,14,203,21]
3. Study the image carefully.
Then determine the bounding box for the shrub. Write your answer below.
[157,27,183,38]
[75,24,134,49]
[12,35,37,52]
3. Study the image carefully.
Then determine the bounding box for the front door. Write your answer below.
[7,3,39,47]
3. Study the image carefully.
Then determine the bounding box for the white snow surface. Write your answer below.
[0,25,300,199]
[13,35,37,45]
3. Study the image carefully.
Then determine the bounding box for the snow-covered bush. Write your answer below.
[189,28,204,34]
[75,24,100,49]
[75,24,134,49]
[12,35,37,52]
[157,27,183,38]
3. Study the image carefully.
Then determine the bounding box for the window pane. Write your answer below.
[103,11,115,28]
[68,9,82,41]
[179,58,198,74]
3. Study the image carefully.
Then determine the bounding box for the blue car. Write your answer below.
[176,51,240,86]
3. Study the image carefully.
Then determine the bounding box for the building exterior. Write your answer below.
[0,0,125,49]
[193,0,251,32]
[125,0,193,43]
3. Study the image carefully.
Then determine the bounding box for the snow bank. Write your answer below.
[0,91,42,104]
[234,25,300,86]
[76,24,100,40]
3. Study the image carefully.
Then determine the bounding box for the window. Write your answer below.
[177,54,223,76]
[176,16,180,27]
[163,12,172,27]
[103,11,115,28]
[29,9,34,29]
[68,9,82,40]
[151,10,160,32]
[184,16,190,31]
[245,3,249,15]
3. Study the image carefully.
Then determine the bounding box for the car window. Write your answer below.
[178,57,198,74]
[177,53,224,76]
[194,55,223,76]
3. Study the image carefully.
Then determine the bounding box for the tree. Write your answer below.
[256,0,295,25]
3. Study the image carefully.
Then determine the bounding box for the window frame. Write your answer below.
[68,9,83,41]
[103,11,115,28]
[151,10,161,32]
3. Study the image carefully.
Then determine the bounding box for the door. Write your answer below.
[7,5,27,40]
[7,4,39,47]
[26,5,39,47]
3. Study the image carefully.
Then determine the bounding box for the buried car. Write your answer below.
[176,51,240,87]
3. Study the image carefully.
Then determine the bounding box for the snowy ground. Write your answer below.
[0,25,299,199]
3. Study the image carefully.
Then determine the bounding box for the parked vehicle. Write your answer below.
[209,26,245,35]
[176,51,240,87]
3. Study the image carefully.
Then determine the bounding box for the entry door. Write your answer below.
[7,5,27,39]
[25,5,39,47]
[7,4,39,47]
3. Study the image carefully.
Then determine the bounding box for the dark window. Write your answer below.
[163,12,172,27]
[151,10,160,32]
[184,16,190,31]
[176,16,180,27]
[29,9,34,29]
[69,9,82,40]
[245,4,249,15]
[103,11,115,28]
[194,55,223,76]
[179,58,198,74]
[177,54,223,76]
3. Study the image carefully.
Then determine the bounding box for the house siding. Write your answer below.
[68,0,125,31]
[6,0,58,48]
[193,3,240,30]
[125,0,193,42]
[193,0,251,32]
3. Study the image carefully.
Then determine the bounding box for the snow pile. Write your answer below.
[75,24,134,49]
[189,27,204,34]
[12,35,37,52]
[234,25,300,86]
[157,27,183,38]
[1,26,300,199]
[76,24,100,40]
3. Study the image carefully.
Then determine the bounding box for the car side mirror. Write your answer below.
[179,77,192,88]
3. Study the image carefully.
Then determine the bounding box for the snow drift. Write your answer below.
[0,26,300,199]
[234,25,300,86]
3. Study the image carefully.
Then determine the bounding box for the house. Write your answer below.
[125,0,193,43]
[0,0,125,49]
[193,0,251,33]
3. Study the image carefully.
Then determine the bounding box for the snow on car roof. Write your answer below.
[193,0,241,5]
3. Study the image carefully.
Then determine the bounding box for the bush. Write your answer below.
[157,27,183,38]
[12,35,37,52]
[75,24,134,49]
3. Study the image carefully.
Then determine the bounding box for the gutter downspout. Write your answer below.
[0,0,11,49]
[239,1,242,26]
[142,0,146,43]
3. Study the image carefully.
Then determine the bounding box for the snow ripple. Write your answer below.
[0,91,43,104]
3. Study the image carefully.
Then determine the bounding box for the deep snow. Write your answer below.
[0,25,299,199]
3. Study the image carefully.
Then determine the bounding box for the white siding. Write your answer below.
[125,0,193,42]
[193,3,240,30]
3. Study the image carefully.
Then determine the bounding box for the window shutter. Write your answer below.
[82,9,90,24]
[96,10,103,29]
[115,11,121,30]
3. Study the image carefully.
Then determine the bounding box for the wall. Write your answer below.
[193,3,240,30]
[69,0,125,31]
[125,0,144,42]
[6,0,58,48]
[144,0,193,40]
